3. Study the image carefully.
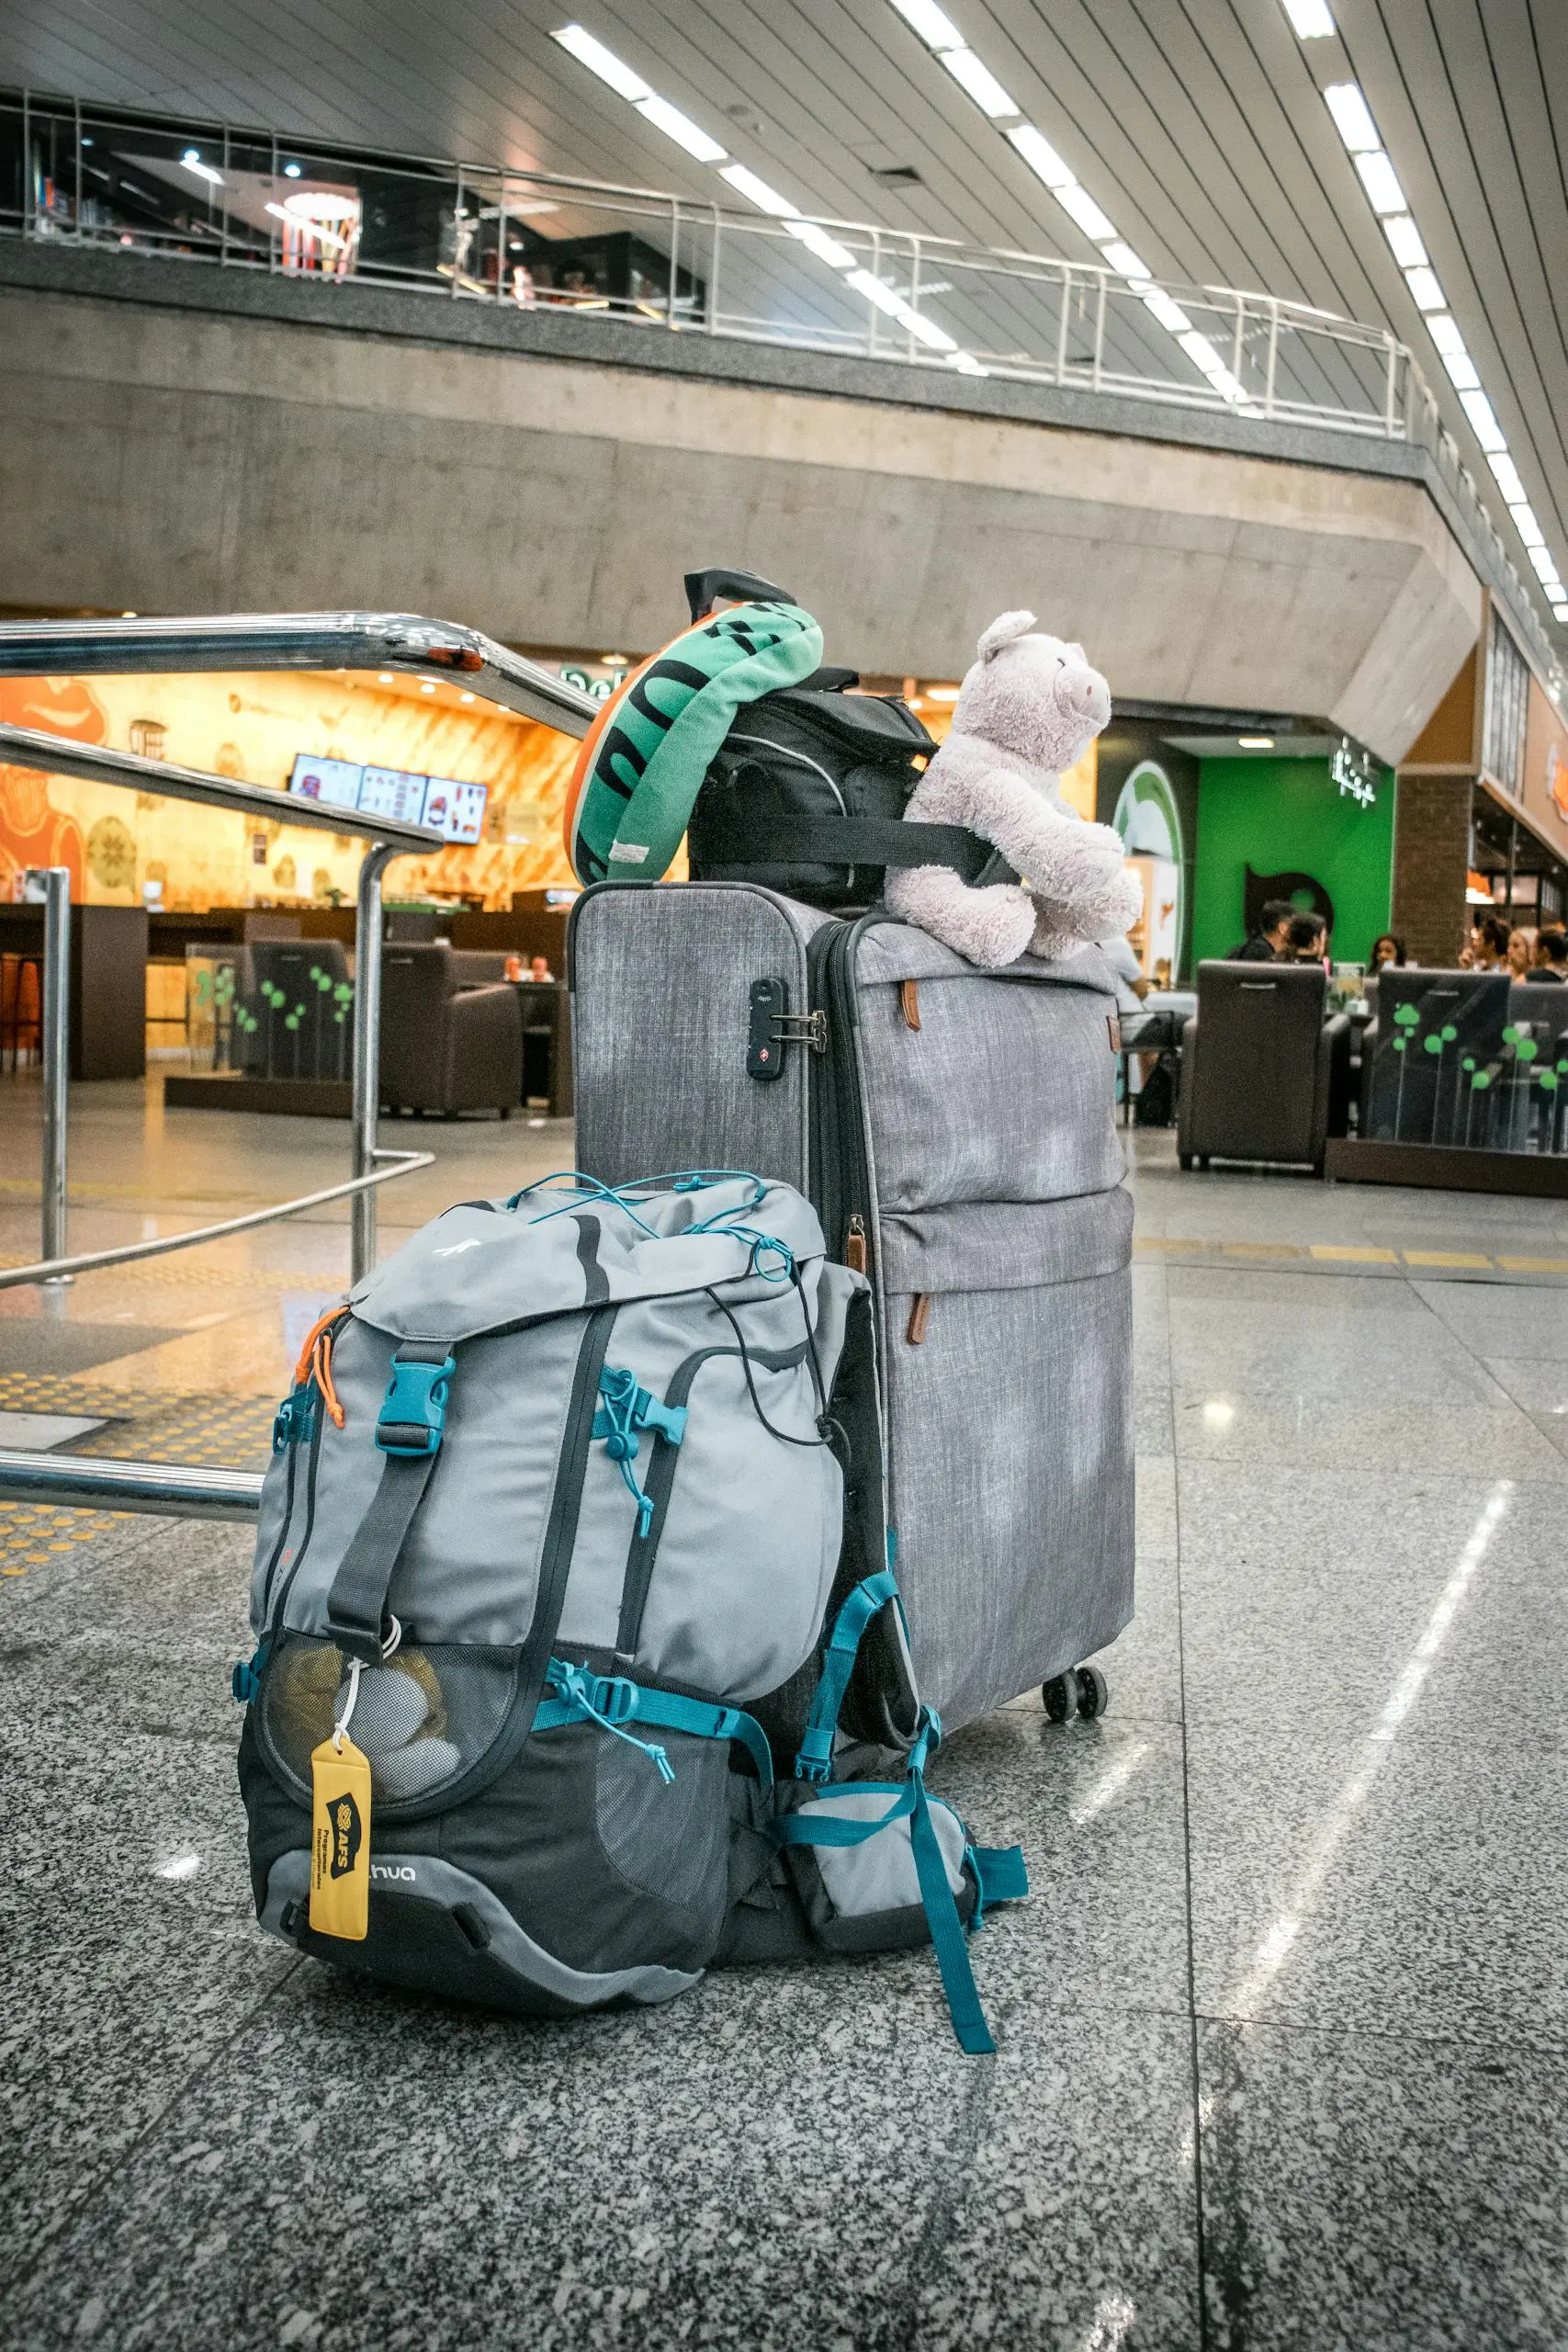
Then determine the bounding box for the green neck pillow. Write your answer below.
[567,600,824,885]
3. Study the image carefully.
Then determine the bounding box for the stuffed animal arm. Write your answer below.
[886,611,1141,969]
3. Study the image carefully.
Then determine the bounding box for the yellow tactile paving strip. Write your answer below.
[0,1375,275,1580]
[1134,1238,1568,1277]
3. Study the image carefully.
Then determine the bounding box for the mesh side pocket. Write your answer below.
[594,1732,730,1913]
[258,1634,521,1816]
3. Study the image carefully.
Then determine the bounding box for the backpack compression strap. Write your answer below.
[776,1572,1028,2055]
[323,1340,454,1665]
[693,806,994,881]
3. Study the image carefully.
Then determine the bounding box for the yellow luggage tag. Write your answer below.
[310,1656,373,1941]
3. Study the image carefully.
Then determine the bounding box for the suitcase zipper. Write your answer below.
[807,915,884,1276]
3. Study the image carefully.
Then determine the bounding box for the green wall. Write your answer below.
[1190,756,1394,966]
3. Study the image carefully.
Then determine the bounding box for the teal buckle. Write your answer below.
[593,1368,686,1536]
[231,1644,268,1703]
[376,1354,455,1456]
[271,1388,316,1453]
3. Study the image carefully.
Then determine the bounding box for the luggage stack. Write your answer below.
[570,883,1134,1731]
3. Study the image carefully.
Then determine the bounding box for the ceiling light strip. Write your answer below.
[888,3,1254,408]
[551,21,985,370]
[1282,22,1568,624]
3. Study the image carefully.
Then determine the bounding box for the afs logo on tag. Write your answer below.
[325,1789,363,1879]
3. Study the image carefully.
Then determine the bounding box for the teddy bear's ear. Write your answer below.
[976,609,1038,661]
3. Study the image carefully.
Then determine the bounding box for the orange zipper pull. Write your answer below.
[844,1216,867,1273]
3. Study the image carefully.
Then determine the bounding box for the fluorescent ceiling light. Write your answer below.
[941,47,1018,117]
[1142,288,1192,334]
[1404,265,1446,311]
[1324,83,1380,153]
[888,0,964,47]
[1382,215,1427,268]
[848,266,910,318]
[180,149,223,186]
[551,23,650,102]
[1354,150,1407,214]
[947,350,988,375]
[1510,503,1547,550]
[1552,603,1568,622]
[1460,387,1506,452]
[784,219,856,268]
[1281,0,1335,31]
[905,311,958,350]
[720,164,796,216]
[1007,124,1075,189]
[1179,329,1228,376]
[1489,453,1527,503]
[264,201,349,252]
[1055,182,1118,241]
[1101,240,1151,280]
[1529,546,1563,587]
[1238,734,1276,748]
[1426,311,1466,357]
[634,94,728,162]
[1440,349,1481,392]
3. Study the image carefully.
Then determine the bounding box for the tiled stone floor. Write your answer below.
[1,1078,1564,2348]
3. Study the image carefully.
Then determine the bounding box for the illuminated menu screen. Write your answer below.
[288,755,487,842]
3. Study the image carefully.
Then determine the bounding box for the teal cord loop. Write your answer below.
[593,1366,687,1534]
[546,1660,675,1782]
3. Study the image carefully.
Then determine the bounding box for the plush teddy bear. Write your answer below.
[886,611,1142,968]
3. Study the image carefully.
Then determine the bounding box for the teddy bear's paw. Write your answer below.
[889,868,1035,968]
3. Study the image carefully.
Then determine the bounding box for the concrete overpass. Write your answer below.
[0,240,1498,763]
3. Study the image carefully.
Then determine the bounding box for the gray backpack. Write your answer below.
[236,1171,1025,2050]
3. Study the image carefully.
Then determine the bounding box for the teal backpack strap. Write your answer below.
[794,1566,902,1782]
[536,1659,774,1791]
[323,1340,454,1664]
[908,1780,995,2056]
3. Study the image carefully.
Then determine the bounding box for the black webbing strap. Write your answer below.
[700,812,991,881]
[323,1340,453,1665]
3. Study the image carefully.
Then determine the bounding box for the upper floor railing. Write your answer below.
[1,85,1559,696]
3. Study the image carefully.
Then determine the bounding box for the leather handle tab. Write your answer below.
[907,1294,931,1345]
[901,979,921,1032]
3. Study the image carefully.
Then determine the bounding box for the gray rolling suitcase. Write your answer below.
[569,882,1134,1731]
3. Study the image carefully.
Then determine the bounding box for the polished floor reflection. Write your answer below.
[0,1082,1562,2348]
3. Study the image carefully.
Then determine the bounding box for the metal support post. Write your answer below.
[352,842,400,1283]
[37,867,71,1282]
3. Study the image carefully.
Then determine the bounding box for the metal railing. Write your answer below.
[0,610,592,1516]
[2,84,1559,700]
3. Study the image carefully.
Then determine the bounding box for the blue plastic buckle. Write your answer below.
[271,1388,315,1453]
[376,1354,455,1456]
[592,1368,687,1461]
[794,1729,834,1784]
[231,1645,267,1703]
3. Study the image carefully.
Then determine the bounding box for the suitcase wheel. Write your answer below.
[1043,1667,1111,1724]
[1042,1671,1079,1724]
[1076,1665,1110,1722]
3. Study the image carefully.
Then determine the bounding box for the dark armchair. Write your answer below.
[378,944,522,1117]
[1178,961,1350,1173]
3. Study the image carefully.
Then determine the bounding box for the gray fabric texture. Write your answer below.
[573,883,829,1192]
[260,1849,703,2007]
[882,1230,1134,1730]
[852,944,1124,1211]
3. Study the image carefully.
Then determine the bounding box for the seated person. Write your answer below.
[1286,911,1329,966]
[1228,899,1295,961]
[1461,912,1512,969]
[1368,933,1406,972]
[1507,926,1536,978]
[1530,927,1568,981]
[1100,929,1183,1052]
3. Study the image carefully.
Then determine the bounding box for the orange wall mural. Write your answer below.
[0,668,582,908]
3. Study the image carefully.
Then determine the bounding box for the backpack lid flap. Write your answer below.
[348,1176,851,1343]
